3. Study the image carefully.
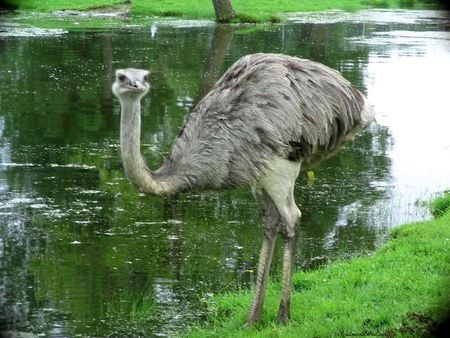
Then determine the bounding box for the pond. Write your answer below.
[1,9,449,337]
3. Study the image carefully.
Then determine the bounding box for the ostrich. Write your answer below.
[112,53,374,326]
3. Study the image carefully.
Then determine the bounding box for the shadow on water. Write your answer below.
[0,9,449,336]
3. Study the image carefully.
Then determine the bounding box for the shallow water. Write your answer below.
[0,9,449,337]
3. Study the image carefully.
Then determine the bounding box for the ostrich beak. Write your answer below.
[131,80,146,91]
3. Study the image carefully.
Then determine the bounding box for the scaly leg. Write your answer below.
[276,218,300,324]
[245,188,281,326]
[260,158,302,325]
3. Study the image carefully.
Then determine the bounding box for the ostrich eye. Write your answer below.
[143,74,150,83]
[118,74,126,82]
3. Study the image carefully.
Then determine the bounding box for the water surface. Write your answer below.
[0,9,449,337]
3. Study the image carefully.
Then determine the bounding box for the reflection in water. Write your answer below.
[0,9,449,336]
[197,24,235,100]
[363,23,450,226]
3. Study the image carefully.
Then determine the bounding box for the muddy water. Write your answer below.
[0,9,449,337]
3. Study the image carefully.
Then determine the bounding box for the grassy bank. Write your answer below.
[189,192,450,337]
[133,0,441,22]
[7,0,442,22]
[7,0,124,11]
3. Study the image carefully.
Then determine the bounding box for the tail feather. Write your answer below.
[360,95,375,127]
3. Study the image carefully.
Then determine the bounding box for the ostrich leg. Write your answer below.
[245,188,281,326]
[261,158,302,325]
[276,217,300,324]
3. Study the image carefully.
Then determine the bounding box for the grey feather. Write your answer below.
[153,53,371,190]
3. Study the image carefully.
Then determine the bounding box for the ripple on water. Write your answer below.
[0,162,96,169]
[288,9,450,25]
[0,22,67,37]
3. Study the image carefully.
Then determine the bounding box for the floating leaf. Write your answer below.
[307,170,315,187]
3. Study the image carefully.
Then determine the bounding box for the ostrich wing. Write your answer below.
[153,53,367,190]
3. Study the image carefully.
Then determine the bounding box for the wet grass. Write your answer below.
[431,191,450,217]
[9,0,442,23]
[7,0,125,11]
[188,193,450,337]
[100,288,157,337]
[7,14,149,30]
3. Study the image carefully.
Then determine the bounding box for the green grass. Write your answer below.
[100,287,157,337]
[188,193,450,337]
[8,0,125,11]
[9,0,442,23]
[431,191,450,217]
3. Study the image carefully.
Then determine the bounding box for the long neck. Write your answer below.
[119,98,174,196]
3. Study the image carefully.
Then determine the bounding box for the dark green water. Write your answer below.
[1,9,449,337]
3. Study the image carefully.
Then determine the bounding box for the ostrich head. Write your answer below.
[112,68,150,102]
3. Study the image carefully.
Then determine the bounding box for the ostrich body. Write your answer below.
[112,53,373,326]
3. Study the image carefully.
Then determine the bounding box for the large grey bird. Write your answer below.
[112,53,374,326]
